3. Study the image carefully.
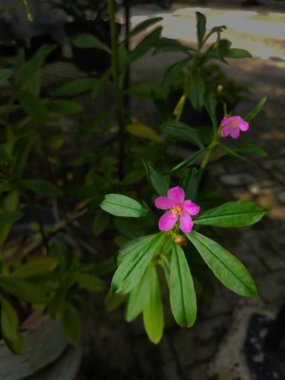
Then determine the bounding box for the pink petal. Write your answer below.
[167,186,185,204]
[239,119,249,131]
[155,196,176,210]
[221,125,230,138]
[230,127,240,139]
[179,211,193,233]
[158,211,178,231]
[220,118,230,126]
[183,200,200,216]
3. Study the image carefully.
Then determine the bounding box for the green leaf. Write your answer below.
[91,70,111,98]
[170,245,197,327]
[170,149,204,172]
[125,269,149,322]
[47,100,83,115]
[232,143,267,157]
[129,27,162,63]
[196,12,207,49]
[127,17,163,39]
[0,211,22,227]
[143,264,164,344]
[189,71,205,111]
[161,58,189,89]
[186,231,258,297]
[226,48,251,58]
[0,190,20,247]
[0,278,48,303]
[143,160,168,196]
[1,298,23,354]
[93,209,110,237]
[11,257,59,278]
[105,288,126,311]
[50,78,97,97]
[117,235,154,263]
[112,233,165,294]
[22,179,62,197]
[0,69,13,85]
[161,121,203,148]
[75,273,105,292]
[245,96,267,121]
[155,37,191,54]
[100,194,147,218]
[17,91,48,123]
[71,34,111,53]
[204,92,218,130]
[195,201,268,227]
[63,303,81,346]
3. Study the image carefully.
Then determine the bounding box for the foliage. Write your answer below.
[0,1,268,353]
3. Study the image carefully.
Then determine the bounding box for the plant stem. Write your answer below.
[108,0,125,179]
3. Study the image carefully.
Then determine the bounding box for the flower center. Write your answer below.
[171,205,182,216]
[230,120,238,128]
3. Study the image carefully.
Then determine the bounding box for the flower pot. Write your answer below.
[0,313,73,380]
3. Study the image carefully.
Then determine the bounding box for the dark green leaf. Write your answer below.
[125,269,149,322]
[245,96,267,121]
[186,231,258,297]
[161,121,203,148]
[75,273,105,292]
[195,201,267,227]
[50,78,97,97]
[112,233,166,294]
[189,71,205,110]
[22,179,62,197]
[170,244,196,327]
[161,58,189,89]
[1,298,23,354]
[129,27,162,63]
[0,211,22,227]
[0,278,48,303]
[11,257,58,278]
[47,100,83,115]
[204,92,218,130]
[63,303,81,346]
[0,69,13,85]
[226,48,251,58]
[17,91,48,123]
[143,160,168,196]
[93,209,110,237]
[100,194,147,218]
[127,17,162,39]
[154,37,191,53]
[232,143,267,157]
[196,12,207,49]
[143,264,164,344]
[170,149,204,172]
[71,34,111,53]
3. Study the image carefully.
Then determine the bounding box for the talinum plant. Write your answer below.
[100,6,269,343]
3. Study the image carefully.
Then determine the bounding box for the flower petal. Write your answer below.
[167,186,185,203]
[239,119,249,131]
[220,118,230,126]
[183,200,200,216]
[230,127,240,139]
[155,196,176,210]
[179,211,193,233]
[221,125,230,138]
[158,211,178,231]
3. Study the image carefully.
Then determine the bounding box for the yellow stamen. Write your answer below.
[171,205,182,216]
[230,120,238,127]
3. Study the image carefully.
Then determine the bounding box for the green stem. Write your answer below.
[108,0,125,180]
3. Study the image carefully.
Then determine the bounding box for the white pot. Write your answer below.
[0,314,70,380]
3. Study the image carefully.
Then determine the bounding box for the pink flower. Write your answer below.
[220,116,249,139]
[154,186,200,233]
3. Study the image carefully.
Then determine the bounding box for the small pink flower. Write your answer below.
[154,186,200,233]
[220,116,249,139]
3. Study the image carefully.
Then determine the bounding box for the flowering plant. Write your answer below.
[0,0,269,355]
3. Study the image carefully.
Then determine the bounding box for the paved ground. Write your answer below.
[69,2,285,379]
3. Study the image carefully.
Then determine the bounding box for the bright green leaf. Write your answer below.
[143,160,168,196]
[125,269,149,322]
[22,179,62,197]
[170,245,197,327]
[143,264,164,344]
[186,231,258,297]
[100,194,148,218]
[195,201,268,227]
